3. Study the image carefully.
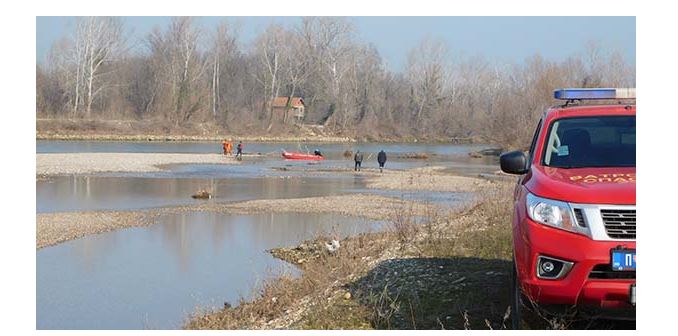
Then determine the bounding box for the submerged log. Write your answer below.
[191,190,212,199]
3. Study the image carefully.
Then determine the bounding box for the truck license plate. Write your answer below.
[611,249,636,271]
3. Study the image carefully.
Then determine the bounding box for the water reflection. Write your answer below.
[37,175,365,213]
[37,212,382,329]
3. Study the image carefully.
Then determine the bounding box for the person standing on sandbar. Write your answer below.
[354,150,363,171]
[377,150,387,173]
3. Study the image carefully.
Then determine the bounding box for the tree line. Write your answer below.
[36,17,635,147]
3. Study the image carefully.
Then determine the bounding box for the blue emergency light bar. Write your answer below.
[554,88,636,100]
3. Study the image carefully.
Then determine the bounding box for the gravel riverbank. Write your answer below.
[37,210,153,249]
[271,165,494,192]
[36,153,239,176]
[192,194,435,221]
[36,193,435,249]
[365,166,493,192]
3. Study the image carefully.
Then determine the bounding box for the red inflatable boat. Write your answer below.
[281,150,325,161]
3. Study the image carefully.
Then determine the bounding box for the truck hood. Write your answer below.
[525,166,636,205]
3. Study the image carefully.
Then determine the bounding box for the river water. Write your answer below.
[36,141,499,329]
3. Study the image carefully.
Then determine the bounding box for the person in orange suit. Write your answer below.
[222,140,233,155]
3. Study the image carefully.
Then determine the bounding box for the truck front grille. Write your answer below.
[601,209,636,239]
[589,264,636,279]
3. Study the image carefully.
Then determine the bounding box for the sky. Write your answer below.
[36,16,635,72]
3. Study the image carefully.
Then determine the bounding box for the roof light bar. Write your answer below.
[554,88,636,100]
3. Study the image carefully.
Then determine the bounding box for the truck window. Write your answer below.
[528,119,542,163]
[542,116,635,168]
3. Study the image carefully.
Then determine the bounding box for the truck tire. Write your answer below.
[511,260,523,330]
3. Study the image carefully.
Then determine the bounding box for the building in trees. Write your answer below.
[270,96,305,124]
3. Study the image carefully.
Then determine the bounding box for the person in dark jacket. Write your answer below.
[236,141,243,160]
[377,150,387,173]
[354,150,363,171]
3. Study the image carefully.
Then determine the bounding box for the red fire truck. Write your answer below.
[500,88,636,328]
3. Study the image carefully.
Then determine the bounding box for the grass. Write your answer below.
[341,183,516,330]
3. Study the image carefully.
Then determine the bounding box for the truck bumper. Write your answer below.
[515,218,636,309]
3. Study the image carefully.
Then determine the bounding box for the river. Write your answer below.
[36,141,498,329]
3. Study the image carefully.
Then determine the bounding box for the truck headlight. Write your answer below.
[526,193,590,237]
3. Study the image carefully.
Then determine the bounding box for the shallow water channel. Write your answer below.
[37,212,381,329]
[36,141,498,329]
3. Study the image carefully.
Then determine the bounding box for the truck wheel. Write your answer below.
[510,261,523,330]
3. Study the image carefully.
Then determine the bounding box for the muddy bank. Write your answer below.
[36,153,239,176]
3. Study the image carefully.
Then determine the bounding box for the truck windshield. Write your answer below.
[542,116,635,168]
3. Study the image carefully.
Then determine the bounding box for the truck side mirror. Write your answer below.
[500,150,529,175]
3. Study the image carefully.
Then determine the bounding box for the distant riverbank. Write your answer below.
[36,132,476,144]
[36,132,358,143]
[36,118,474,144]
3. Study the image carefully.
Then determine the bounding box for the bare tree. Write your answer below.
[279,29,311,124]
[44,38,75,116]
[148,17,207,125]
[209,20,239,122]
[121,56,159,118]
[254,24,287,129]
[72,17,124,118]
[406,38,449,131]
[37,17,636,144]
[299,17,354,127]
